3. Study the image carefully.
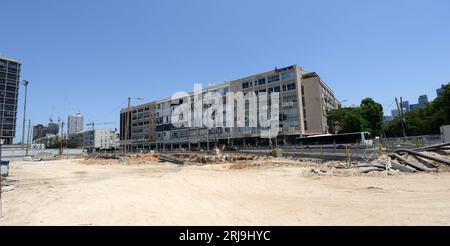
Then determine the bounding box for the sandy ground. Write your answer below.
[1,159,450,226]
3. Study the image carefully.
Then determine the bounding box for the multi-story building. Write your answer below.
[32,124,46,141]
[82,129,119,153]
[410,95,429,111]
[383,116,393,124]
[437,85,446,97]
[418,95,429,106]
[68,113,84,135]
[32,121,60,141]
[120,102,157,151]
[47,122,59,136]
[35,128,119,151]
[0,56,21,144]
[400,101,410,113]
[120,65,340,151]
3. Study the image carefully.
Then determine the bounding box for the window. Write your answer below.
[8,62,18,69]
[242,82,249,89]
[273,86,280,92]
[287,120,299,128]
[267,75,279,83]
[5,98,16,104]
[6,92,16,98]
[283,96,298,104]
[281,71,295,80]
[284,108,299,117]
[287,83,296,91]
[257,78,266,85]
[4,111,15,117]
[7,79,17,86]
[3,118,14,124]
[7,68,17,74]
[6,74,17,80]
[4,105,15,111]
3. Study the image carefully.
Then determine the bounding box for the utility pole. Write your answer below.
[124,97,143,154]
[395,97,407,138]
[60,121,64,155]
[21,80,29,149]
[25,120,31,156]
[399,97,407,139]
[124,97,131,154]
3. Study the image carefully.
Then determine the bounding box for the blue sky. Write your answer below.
[1,0,449,141]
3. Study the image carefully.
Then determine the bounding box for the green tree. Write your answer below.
[328,107,367,134]
[384,116,403,137]
[360,98,384,136]
[383,83,450,137]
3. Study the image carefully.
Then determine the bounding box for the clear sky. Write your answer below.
[1,0,449,141]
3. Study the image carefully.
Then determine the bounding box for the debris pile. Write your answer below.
[387,142,450,173]
[159,154,184,165]
[134,154,159,162]
[184,153,267,164]
[78,142,450,176]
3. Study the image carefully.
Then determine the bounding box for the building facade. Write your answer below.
[68,113,84,135]
[418,95,429,106]
[437,85,446,97]
[120,65,340,151]
[0,56,21,144]
[410,94,429,111]
[32,121,60,141]
[32,124,46,141]
[66,129,119,152]
[83,129,119,153]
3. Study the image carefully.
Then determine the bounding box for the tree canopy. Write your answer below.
[327,98,383,136]
[384,83,450,137]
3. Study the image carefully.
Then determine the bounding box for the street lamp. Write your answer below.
[21,80,29,150]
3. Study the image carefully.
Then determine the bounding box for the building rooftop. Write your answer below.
[0,55,21,63]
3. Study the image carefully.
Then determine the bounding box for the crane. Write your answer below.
[86,121,117,130]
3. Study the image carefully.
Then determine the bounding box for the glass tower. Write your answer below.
[0,56,21,144]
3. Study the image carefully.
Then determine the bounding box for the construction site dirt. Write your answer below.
[1,151,450,226]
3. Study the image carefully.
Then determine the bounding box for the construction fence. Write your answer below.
[377,135,444,151]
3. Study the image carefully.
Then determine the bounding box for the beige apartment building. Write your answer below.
[120,65,340,151]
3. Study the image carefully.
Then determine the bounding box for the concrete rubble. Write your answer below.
[77,143,450,176]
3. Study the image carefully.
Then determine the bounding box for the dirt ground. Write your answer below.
[1,159,450,226]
